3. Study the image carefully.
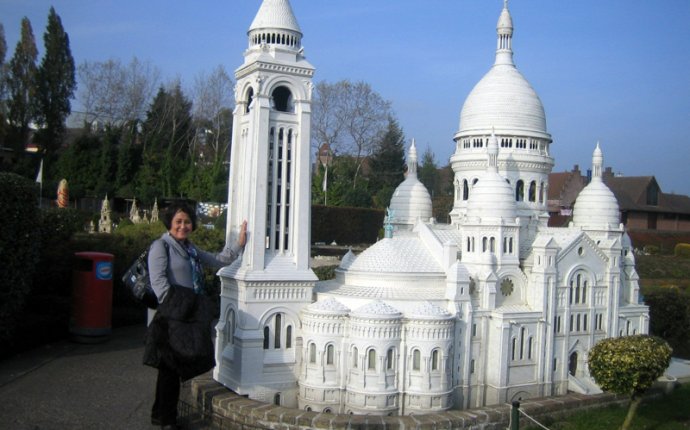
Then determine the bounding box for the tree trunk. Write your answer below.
[621,396,641,430]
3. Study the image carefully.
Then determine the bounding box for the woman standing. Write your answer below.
[143,202,247,429]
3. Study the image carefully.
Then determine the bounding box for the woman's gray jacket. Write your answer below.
[143,232,241,380]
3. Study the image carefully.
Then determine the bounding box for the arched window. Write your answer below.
[245,87,254,113]
[482,237,488,252]
[539,182,544,203]
[386,348,394,370]
[569,271,589,305]
[511,337,517,360]
[263,327,269,349]
[274,393,281,406]
[286,326,292,349]
[516,180,525,202]
[431,349,439,371]
[528,181,536,202]
[227,309,236,344]
[326,344,334,365]
[271,86,293,112]
[463,179,469,200]
[309,343,316,364]
[352,347,358,368]
[367,349,376,370]
[274,314,281,349]
[490,237,496,253]
[412,349,421,371]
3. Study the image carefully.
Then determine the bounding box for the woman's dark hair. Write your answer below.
[162,203,198,231]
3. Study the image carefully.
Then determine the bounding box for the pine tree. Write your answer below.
[418,146,439,197]
[6,17,38,154]
[369,117,405,208]
[34,7,76,156]
[0,24,8,147]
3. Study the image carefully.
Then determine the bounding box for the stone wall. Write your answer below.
[186,374,628,429]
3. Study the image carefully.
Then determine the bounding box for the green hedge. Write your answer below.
[644,287,690,358]
[674,243,690,258]
[0,173,42,344]
[312,205,384,245]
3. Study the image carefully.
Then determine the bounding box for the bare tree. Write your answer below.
[311,80,391,187]
[77,57,159,127]
[191,65,233,164]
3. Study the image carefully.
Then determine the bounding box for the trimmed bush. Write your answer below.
[644,287,690,358]
[674,243,690,258]
[0,173,42,343]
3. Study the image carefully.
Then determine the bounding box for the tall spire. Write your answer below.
[495,0,514,66]
[487,128,499,172]
[592,142,603,181]
[407,139,418,177]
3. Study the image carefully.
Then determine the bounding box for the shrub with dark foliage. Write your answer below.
[0,173,42,343]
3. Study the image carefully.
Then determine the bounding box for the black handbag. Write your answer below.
[122,243,167,309]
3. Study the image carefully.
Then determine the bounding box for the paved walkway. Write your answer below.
[0,325,159,430]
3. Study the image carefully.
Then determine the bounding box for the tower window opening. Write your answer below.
[246,87,254,113]
[463,179,469,200]
[431,349,439,371]
[352,347,359,368]
[386,348,394,370]
[412,349,421,371]
[309,343,316,364]
[271,86,293,113]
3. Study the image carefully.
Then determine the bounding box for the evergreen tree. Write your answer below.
[418,146,439,197]
[369,117,405,208]
[94,126,120,197]
[34,7,76,157]
[114,121,141,197]
[6,17,38,155]
[54,133,101,198]
[0,24,7,147]
[138,83,193,201]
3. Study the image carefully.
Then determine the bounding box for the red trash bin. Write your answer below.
[70,252,114,342]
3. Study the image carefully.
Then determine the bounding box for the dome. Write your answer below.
[249,0,302,33]
[389,140,433,227]
[353,300,401,319]
[456,1,549,140]
[573,144,620,228]
[305,297,350,315]
[466,132,517,220]
[347,236,444,274]
[458,65,547,138]
[573,182,620,228]
[408,301,452,319]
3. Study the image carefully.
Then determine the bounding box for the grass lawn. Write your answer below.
[525,384,690,429]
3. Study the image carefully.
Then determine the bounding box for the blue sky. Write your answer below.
[3,0,690,196]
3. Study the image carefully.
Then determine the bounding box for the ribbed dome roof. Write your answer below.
[457,1,549,140]
[573,144,620,228]
[249,0,301,33]
[347,236,444,274]
[459,66,547,137]
[466,132,517,220]
[353,300,401,318]
[389,140,433,226]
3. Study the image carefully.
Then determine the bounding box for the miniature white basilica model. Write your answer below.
[215,0,649,415]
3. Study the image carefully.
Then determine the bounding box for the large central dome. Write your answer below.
[458,65,547,138]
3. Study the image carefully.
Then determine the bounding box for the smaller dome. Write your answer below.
[306,297,350,314]
[573,144,620,229]
[573,182,620,228]
[466,133,517,221]
[353,300,402,319]
[409,301,452,319]
[389,140,432,227]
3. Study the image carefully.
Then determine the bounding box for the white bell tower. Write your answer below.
[215,0,317,406]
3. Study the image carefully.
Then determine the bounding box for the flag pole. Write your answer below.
[36,158,44,208]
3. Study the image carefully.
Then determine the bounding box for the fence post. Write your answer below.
[511,401,520,430]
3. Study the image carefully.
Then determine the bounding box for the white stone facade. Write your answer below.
[215,0,649,415]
